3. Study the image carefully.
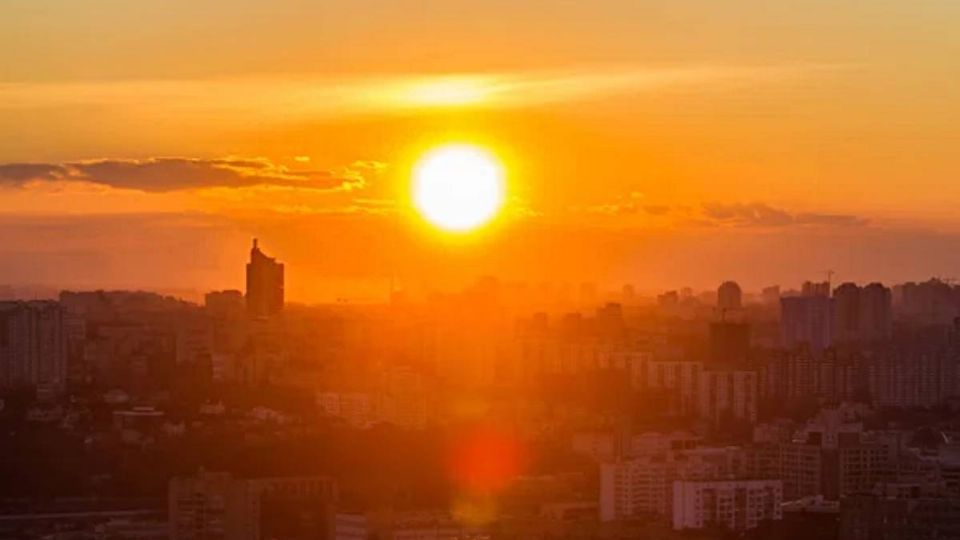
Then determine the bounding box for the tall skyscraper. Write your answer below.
[245,239,284,319]
[717,281,743,312]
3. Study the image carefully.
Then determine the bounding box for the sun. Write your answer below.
[412,144,505,232]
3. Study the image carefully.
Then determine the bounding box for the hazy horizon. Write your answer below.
[3,0,960,300]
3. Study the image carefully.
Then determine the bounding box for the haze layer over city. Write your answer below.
[3,1,960,539]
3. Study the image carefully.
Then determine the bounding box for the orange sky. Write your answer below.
[2,1,959,301]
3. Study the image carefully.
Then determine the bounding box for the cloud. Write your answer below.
[578,191,653,216]
[0,63,836,120]
[0,163,70,182]
[701,202,867,228]
[393,64,824,109]
[571,196,867,230]
[642,205,672,216]
[0,157,383,193]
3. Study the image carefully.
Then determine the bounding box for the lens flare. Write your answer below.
[447,425,525,494]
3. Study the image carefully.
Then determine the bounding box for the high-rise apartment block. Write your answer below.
[781,295,834,354]
[833,282,892,344]
[0,301,67,390]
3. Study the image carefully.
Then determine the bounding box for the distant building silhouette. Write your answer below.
[762,285,781,306]
[859,283,892,342]
[832,282,892,344]
[0,301,67,390]
[205,289,245,320]
[802,281,831,298]
[833,283,861,343]
[710,321,751,365]
[781,295,834,354]
[245,239,284,318]
[169,471,336,540]
[658,290,680,307]
[892,278,959,324]
[717,281,743,312]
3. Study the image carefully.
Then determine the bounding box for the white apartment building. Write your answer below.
[600,447,745,521]
[672,479,782,532]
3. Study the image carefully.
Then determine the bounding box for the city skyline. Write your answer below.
[1,225,960,538]
[3,1,960,301]
[4,2,960,539]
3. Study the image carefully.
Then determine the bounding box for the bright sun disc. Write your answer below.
[413,144,505,232]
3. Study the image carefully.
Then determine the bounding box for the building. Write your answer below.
[113,406,165,441]
[709,321,750,365]
[769,496,840,540]
[833,283,861,344]
[317,391,378,428]
[331,513,368,540]
[176,318,213,366]
[892,279,959,325]
[637,359,701,416]
[246,239,284,319]
[572,432,618,461]
[748,443,822,501]
[866,347,958,408]
[94,518,170,540]
[839,495,960,540]
[0,301,67,390]
[672,479,782,532]
[762,285,781,306]
[169,471,337,540]
[781,295,834,354]
[832,282,892,344]
[205,290,245,320]
[859,283,892,342]
[388,512,485,540]
[833,435,892,497]
[758,349,866,406]
[697,369,758,424]
[802,281,831,298]
[380,367,429,429]
[717,281,743,312]
[600,446,746,521]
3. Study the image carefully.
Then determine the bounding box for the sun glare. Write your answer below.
[412,144,505,232]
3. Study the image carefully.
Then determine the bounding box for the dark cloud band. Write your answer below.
[0,157,381,193]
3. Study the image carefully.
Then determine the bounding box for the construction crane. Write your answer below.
[823,269,835,289]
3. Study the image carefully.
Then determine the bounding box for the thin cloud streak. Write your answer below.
[573,196,868,230]
[700,202,868,228]
[0,64,838,118]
